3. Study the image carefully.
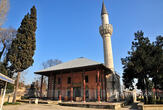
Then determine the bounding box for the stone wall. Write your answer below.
[0,94,21,103]
[106,73,121,101]
[138,103,163,110]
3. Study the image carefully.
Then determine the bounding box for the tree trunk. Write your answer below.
[12,72,20,103]
[40,75,43,98]
[144,78,148,104]
[145,85,149,103]
[145,78,149,103]
[142,90,146,103]
[156,90,158,103]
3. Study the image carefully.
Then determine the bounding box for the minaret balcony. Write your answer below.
[99,24,113,37]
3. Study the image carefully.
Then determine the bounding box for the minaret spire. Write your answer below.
[101,0,108,15]
[99,1,114,72]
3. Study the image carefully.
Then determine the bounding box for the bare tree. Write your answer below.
[0,0,12,61]
[0,28,16,60]
[0,0,15,77]
[41,59,62,85]
[0,0,9,28]
[42,59,62,69]
[0,28,16,77]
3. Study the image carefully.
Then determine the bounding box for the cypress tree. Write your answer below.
[8,6,36,72]
[8,6,37,103]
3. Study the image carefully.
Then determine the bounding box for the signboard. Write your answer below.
[0,73,14,84]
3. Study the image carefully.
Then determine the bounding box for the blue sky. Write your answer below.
[3,0,163,84]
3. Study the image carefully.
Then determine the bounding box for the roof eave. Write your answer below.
[34,63,112,75]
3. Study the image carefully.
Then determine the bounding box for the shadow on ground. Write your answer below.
[121,103,138,110]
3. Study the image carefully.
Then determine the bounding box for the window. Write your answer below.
[85,75,88,83]
[58,77,61,84]
[67,77,71,84]
[67,90,71,98]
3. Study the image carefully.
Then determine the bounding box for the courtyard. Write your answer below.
[3,103,135,110]
[3,104,109,110]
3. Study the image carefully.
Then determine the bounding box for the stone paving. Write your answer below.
[3,104,109,110]
[3,103,137,110]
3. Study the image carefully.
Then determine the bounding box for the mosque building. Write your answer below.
[35,1,120,102]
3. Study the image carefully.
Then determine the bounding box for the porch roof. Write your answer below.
[35,57,111,75]
[0,73,15,84]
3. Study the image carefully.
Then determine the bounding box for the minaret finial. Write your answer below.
[101,0,108,15]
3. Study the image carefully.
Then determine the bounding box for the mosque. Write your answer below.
[35,1,120,102]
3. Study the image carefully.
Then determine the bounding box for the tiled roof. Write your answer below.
[35,57,103,73]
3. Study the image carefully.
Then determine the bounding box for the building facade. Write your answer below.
[35,1,121,102]
[35,58,111,102]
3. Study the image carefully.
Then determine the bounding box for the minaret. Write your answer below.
[99,1,114,72]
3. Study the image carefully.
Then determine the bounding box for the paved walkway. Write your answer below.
[3,103,138,110]
[3,104,110,110]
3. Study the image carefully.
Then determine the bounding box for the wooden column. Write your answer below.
[104,72,107,101]
[101,70,104,101]
[47,75,50,98]
[59,72,62,101]
[51,73,54,99]
[59,93,61,101]
[83,71,86,102]
[70,87,73,101]
[97,70,100,102]
[53,74,56,99]
[50,73,53,99]
[70,72,73,101]
[40,75,44,98]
